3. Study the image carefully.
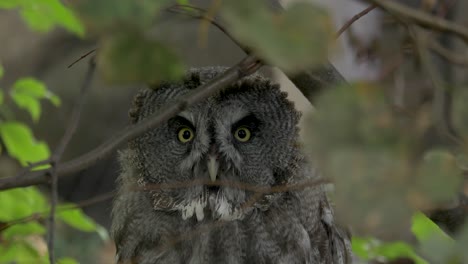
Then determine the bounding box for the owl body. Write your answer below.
[112,67,351,264]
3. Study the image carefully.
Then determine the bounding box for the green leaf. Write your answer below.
[0,63,4,78]
[11,78,46,121]
[456,224,468,263]
[12,78,47,97]
[98,31,184,83]
[0,240,47,264]
[411,211,452,243]
[0,187,47,221]
[12,94,41,121]
[19,0,84,36]
[416,150,462,204]
[58,257,79,264]
[96,224,110,241]
[412,211,458,263]
[2,222,46,240]
[57,206,97,232]
[75,0,171,31]
[46,91,61,106]
[10,77,60,121]
[0,0,84,36]
[0,121,51,166]
[0,0,20,9]
[222,0,333,72]
[352,236,428,264]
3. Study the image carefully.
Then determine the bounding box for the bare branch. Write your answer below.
[47,57,96,264]
[167,4,247,52]
[139,178,331,194]
[366,0,468,43]
[429,41,468,67]
[168,3,349,103]
[408,26,464,147]
[0,55,262,191]
[336,4,377,38]
[67,48,96,68]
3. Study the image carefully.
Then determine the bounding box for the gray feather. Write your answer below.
[111,67,352,263]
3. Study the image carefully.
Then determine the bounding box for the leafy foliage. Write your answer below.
[352,237,428,264]
[306,83,467,262]
[74,0,184,84]
[98,31,184,83]
[0,2,107,262]
[74,0,171,31]
[57,206,99,232]
[0,240,48,263]
[0,0,84,36]
[1,0,467,263]
[0,122,50,167]
[10,78,61,122]
[222,0,333,73]
[305,83,464,237]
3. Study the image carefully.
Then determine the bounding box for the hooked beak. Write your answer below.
[207,156,219,182]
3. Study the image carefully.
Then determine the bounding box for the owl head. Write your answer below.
[124,67,302,221]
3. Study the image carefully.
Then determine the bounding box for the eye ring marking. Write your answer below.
[234,126,251,142]
[178,127,194,143]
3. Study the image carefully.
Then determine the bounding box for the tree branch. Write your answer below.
[47,57,96,264]
[366,0,468,43]
[336,4,377,38]
[0,55,262,191]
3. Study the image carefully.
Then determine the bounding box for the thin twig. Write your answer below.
[0,55,262,191]
[408,26,464,147]
[139,178,330,194]
[47,57,96,264]
[367,0,468,43]
[429,40,468,66]
[336,4,377,38]
[67,49,96,68]
[167,4,246,51]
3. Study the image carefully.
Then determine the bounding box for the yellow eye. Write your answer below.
[234,127,251,142]
[178,127,194,143]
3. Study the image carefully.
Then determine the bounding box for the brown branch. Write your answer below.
[366,0,468,43]
[0,55,262,191]
[139,178,330,194]
[167,4,246,52]
[67,49,96,68]
[47,57,96,264]
[407,26,464,147]
[429,41,468,67]
[168,3,348,103]
[336,4,377,38]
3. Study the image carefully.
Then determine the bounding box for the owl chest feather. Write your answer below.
[158,205,324,264]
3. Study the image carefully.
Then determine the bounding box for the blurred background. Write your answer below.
[1,0,467,263]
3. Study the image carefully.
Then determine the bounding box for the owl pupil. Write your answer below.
[237,130,247,138]
[182,130,191,139]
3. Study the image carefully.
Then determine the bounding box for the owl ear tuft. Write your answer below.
[129,90,149,124]
[184,71,201,90]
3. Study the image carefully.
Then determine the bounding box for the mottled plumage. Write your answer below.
[111,67,352,263]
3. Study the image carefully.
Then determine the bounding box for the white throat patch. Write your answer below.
[175,193,246,221]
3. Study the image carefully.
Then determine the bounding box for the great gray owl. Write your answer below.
[111,67,352,263]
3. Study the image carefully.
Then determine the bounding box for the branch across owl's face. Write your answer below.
[130,68,301,221]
